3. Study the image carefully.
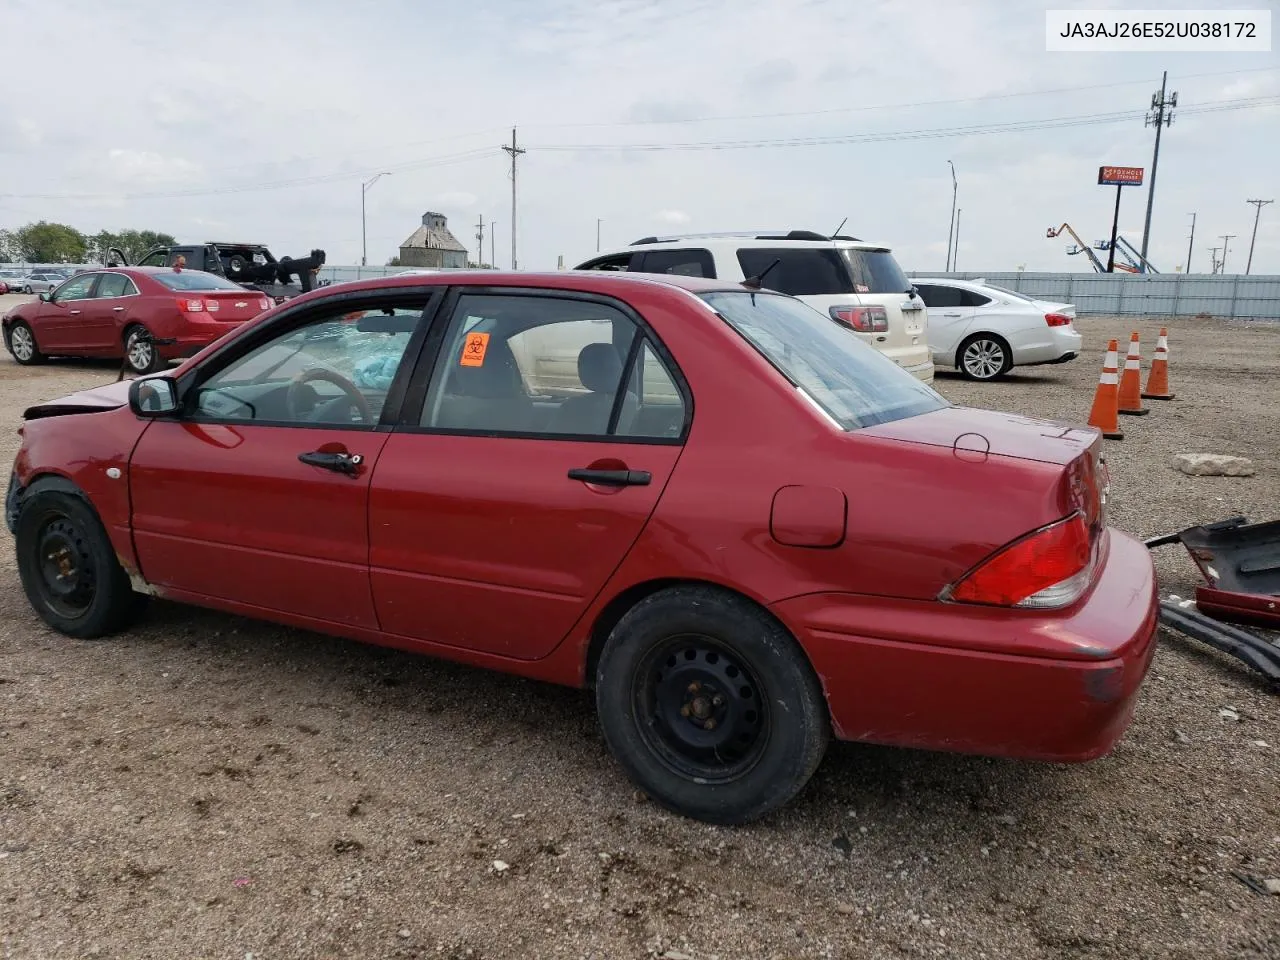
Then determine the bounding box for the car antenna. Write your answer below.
[742,257,781,290]
[830,216,848,239]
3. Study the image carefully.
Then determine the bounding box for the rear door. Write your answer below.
[368,288,690,659]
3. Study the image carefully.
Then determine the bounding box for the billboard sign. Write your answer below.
[1098,165,1144,186]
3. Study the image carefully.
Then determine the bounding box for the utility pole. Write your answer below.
[1219,234,1235,273]
[1208,246,1221,274]
[945,160,957,271]
[489,220,498,269]
[597,218,603,252]
[475,213,485,267]
[1245,199,1273,275]
[953,208,961,271]
[360,171,392,267]
[1185,213,1196,273]
[502,128,526,270]
[1106,184,1123,273]
[1140,71,1177,266]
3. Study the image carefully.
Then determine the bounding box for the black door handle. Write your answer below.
[568,468,651,487]
[298,450,363,476]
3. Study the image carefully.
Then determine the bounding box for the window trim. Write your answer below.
[155,287,445,433]
[574,252,641,272]
[394,286,694,446]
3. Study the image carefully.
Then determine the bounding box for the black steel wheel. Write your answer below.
[15,487,148,638]
[596,585,829,825]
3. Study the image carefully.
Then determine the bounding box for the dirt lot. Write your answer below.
[0,297,1277,960]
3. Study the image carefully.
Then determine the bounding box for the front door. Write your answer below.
[80,272,138,354]
[36,273,101,351]
[915,283,976,362]
[369,290,690,660]
[128,294,433,627]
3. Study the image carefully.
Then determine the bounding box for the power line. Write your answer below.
[527,65,1280,129]
[532,96,1280,154]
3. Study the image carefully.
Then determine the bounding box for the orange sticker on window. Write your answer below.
[460,331,490,366]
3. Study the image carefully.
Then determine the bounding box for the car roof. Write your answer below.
[913,277,1021,295]
[309,269,751,298]
[618,232,894,252]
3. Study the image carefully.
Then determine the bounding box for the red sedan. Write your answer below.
[2,266,270,375]
[6,270,1157,824]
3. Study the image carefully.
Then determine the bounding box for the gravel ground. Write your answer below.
[0,297,1277,960]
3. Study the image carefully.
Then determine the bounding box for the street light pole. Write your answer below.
[945,161,957,271]
[597,218,603,252]
[361,172,391,267]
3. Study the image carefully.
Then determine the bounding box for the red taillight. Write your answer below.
[946,514,1094,609]
[1045,313,1072,327]
[829,305,889,333]
[176,297,204,313]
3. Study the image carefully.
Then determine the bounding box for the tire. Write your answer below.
[957,333,1013,381]
[595,585,830,825]
[22,285,33,295]
[7,321,45,365]
[123,324,160,375]
[15,488,148,639]
[226,254,248,277]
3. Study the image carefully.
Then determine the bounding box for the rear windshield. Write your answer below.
[735,247,912,296]
[842,249,911,295]
[150,270,246,291]
[699,291,946,429]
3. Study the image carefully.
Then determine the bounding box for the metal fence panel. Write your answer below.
[906,271,1280,320]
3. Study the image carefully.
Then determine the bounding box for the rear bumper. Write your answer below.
[1013,330,1083,366]
[770,530,1159,762]
[899,358,935,383]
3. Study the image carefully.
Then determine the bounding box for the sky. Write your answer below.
[1,0,1277,274]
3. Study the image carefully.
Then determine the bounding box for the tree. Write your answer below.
[0,230,16,263]
[89,229,178,264]
[385,256,402,267]
[13,221,87,263]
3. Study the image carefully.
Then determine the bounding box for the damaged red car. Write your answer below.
[6,270,1158,824]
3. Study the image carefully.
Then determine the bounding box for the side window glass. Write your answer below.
[190,304,425,426]
[53,274,97,301]
[640,248,716,278]
[617,340,686,439]
[576,254,633,272]
[922,284,963,308]
[735,248,849,296]
[914,284,937,306]
[960,290,992,307]
[138,251,167,268]
[96,274,131,298]
[422,294,644,437]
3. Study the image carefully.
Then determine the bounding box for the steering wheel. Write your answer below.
[286,367,374,424]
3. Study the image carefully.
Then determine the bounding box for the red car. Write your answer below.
[6,270,1158,824]
[2,266,270,375]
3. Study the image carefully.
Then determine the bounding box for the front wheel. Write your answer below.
[595,586,829,825]
[22,285,33,295]
[15,489,148,639]
[123,324,161,375]
[8,321,45,365]
[957,333,1012,381]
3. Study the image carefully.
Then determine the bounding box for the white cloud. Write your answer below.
[655,209,691,225]
[105,149,202,184]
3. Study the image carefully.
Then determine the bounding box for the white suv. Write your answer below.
[575,231,933,382]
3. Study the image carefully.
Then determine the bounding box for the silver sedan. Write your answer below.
[17,273,66,294]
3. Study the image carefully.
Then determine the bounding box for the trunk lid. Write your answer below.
[191,291,269,322]
[860,405,1100,465]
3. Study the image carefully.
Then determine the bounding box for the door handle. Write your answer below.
[568,467,651,487]
[298,450,363,476]
[69,309,81,315]
[113,306,125,312]
[943,312,962,317]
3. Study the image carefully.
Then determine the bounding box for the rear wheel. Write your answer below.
[8,321,45,365]
[123,324,160,375]
[957,333,1012,381]
[22,285,33,295]
[595,585,829,825]
[15,489,148,639]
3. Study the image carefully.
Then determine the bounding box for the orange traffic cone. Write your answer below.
[1087,339,1124,440]
[1141,327,1175,399]
[1117,331,1149,416]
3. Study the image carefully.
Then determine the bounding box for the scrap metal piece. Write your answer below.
[1158,597,1280,689]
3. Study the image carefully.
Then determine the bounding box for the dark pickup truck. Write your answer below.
[109,242,326,302]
